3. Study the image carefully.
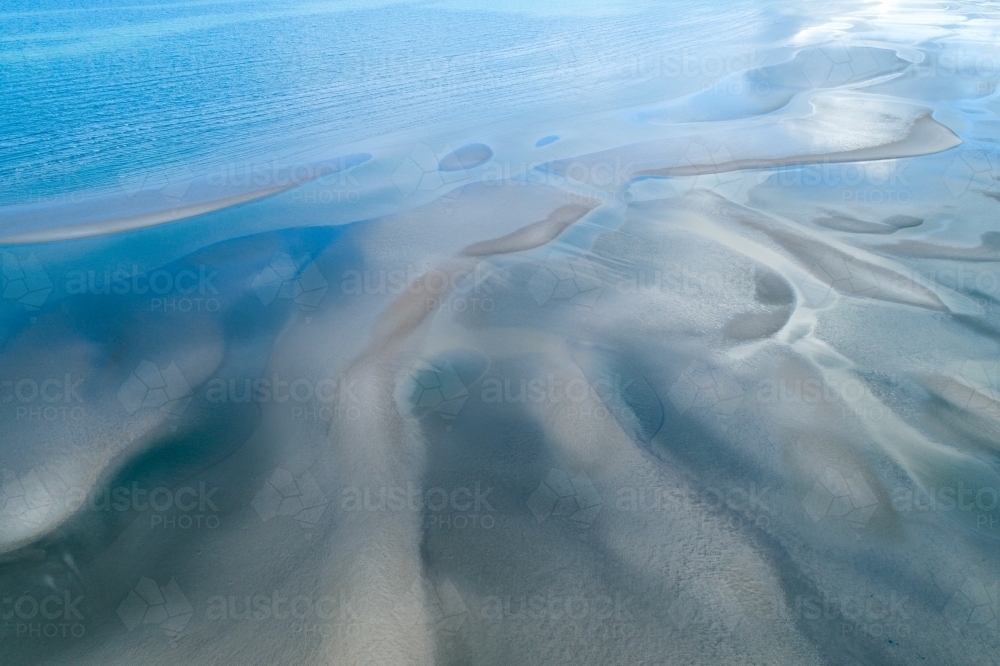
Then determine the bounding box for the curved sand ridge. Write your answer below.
[0,154,371,245]
[812,212,923,234]
[666,188,950,311]
[544,96,960,188]
[875,231,1000,261]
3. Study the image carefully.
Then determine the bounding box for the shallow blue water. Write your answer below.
[0,0,809,208]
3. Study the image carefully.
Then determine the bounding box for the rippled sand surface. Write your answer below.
[4,0,1000,664]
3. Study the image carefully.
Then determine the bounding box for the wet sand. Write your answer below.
[5,1,1000,665]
